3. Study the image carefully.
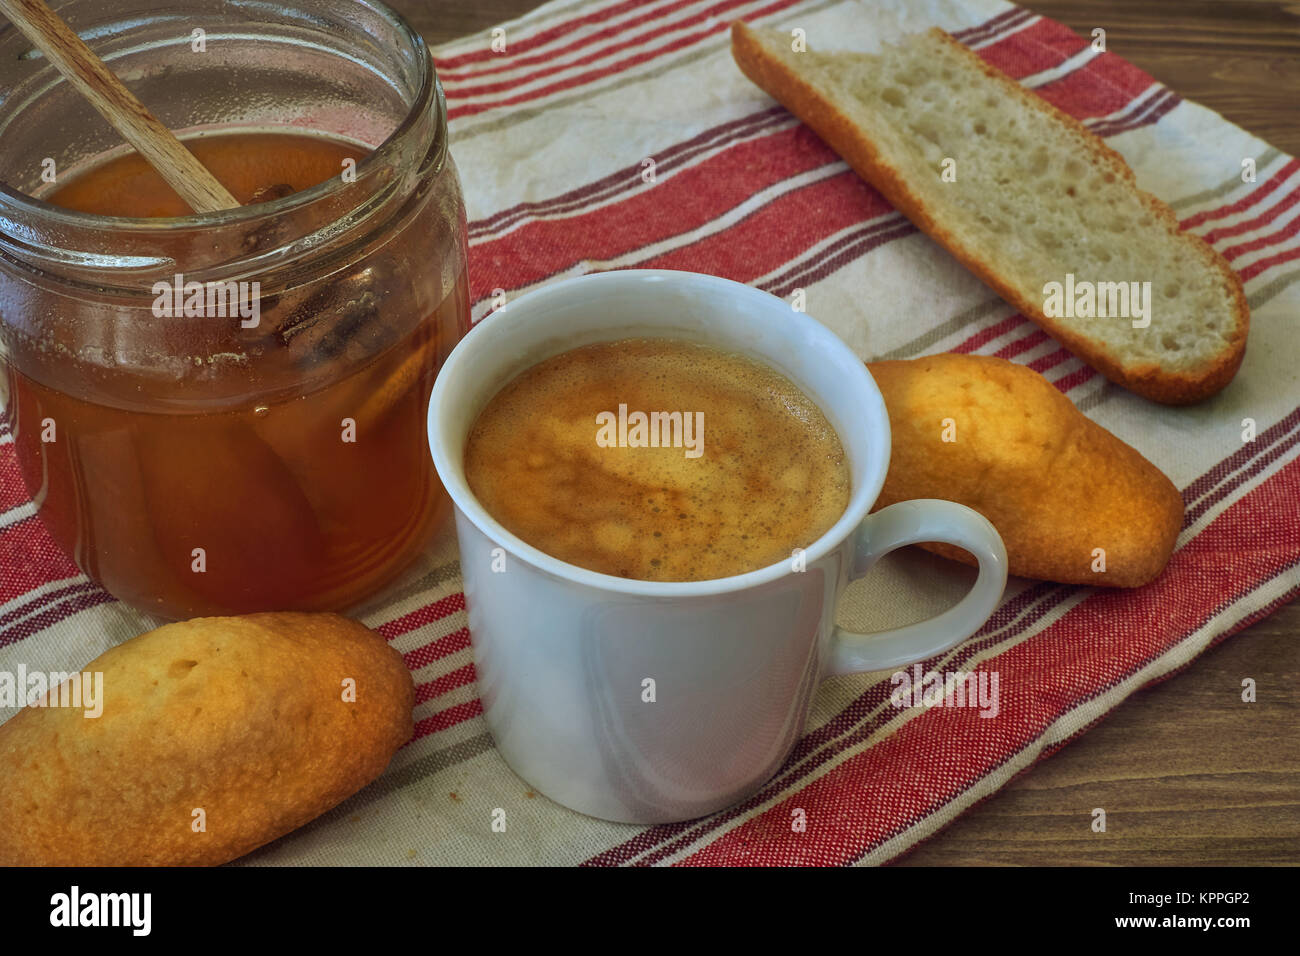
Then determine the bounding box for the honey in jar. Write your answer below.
[4,128,469,619]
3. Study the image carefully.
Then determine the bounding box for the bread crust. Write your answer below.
[0,612,414,866]
[730,21,1249,405]
[867,353,1185,587]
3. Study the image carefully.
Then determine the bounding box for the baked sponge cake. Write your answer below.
[869,353,1184,587]
[0,613,413,865]
[732,22,1249,404]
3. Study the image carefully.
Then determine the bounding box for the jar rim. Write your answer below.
[0,0,440,236]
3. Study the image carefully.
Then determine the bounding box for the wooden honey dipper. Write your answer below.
[0,0,240,213]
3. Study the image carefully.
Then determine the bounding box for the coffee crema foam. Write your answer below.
[463,338,851,582]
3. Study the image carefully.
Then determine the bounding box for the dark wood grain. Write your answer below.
[1026,1,1300,154]
[387,0,1300,866]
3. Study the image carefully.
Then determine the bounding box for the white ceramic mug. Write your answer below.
[428,270,1007,824]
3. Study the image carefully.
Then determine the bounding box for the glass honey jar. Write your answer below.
[0,0,470,618]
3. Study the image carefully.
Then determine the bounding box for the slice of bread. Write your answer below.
[731,22,1249,404]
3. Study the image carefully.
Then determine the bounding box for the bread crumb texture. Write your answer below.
[731,23,1248,403]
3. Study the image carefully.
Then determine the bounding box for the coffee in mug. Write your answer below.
[463,337,850,582]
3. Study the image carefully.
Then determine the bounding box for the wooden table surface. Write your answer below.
[391,0,1300,865]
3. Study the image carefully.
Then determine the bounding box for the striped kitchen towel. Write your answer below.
[2,0,1298,866]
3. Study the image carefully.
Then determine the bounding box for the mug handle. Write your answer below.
[826,499,1008,676]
